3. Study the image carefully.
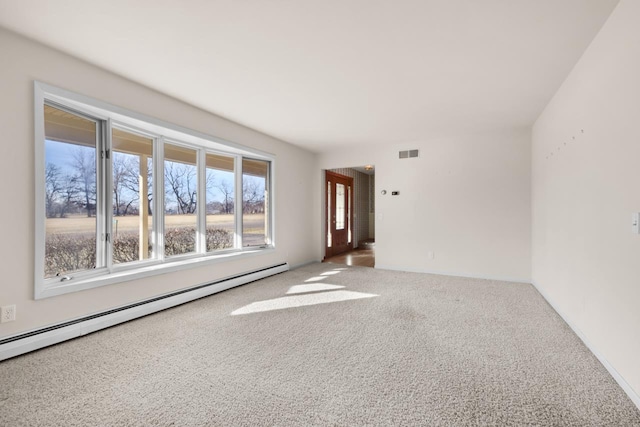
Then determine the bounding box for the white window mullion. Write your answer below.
[266,161,273,246]
[197,149,207,253]
[104,118,114,270]
[156,137,165,261]
[235,155,243,249]
[95,119,108,270]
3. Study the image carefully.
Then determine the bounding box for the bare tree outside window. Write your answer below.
[164,144,198,256]
[165,162,198,214]
[70,147,96,217]
[216,179,234,215]
[112,153,140,217]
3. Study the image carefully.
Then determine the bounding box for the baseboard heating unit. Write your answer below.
[0,263,289,361]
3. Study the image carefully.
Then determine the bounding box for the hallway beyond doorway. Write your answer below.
[324,248,375,268]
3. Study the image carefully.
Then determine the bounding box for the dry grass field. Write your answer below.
[47,214,265,232]
[46,213,266,244]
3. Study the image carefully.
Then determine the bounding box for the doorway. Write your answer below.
[323,166,375,267]
[325,171,353,258]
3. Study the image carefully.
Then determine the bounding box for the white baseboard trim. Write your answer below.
[289,260,319,270]
[374,264,531,284]
[0,263,289,362]
[532,281,640,410]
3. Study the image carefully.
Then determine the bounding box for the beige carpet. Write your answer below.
[1,263,639,426]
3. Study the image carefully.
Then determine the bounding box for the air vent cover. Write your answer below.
[399,149,419,159]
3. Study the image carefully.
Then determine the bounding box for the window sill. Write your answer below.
[36,247,275,300]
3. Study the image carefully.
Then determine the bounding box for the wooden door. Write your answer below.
[325,171,353,258]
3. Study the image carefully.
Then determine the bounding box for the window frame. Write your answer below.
[34,82,275,300]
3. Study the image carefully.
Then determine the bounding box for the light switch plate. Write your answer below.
[632,213,640,234]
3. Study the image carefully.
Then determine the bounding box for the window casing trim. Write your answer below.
[35,81,275,299]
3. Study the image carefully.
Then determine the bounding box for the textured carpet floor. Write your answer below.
[1,263,639,426]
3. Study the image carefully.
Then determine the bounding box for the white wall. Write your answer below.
[532,0,640,400]
[0,29,319,338]
[319,129,531,282]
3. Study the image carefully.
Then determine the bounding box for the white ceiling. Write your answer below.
[0,0,618,153]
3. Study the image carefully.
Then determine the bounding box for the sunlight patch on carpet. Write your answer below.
[231,291,378,315]
[304,276,327,282]
[320,271,341,276]
[286,284,345,294]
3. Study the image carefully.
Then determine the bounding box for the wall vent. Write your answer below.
[399,149,419,159]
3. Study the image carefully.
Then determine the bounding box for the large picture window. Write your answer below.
[35,83,274,298]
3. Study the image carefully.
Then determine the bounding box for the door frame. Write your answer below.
[324,171,354,259]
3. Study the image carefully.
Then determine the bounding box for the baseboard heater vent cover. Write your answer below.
[0,263,289,361]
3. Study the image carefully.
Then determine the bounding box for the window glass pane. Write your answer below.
[112,128,154,264]
[242,158,268,247]
[164,143,198,256]
[336,183,345,230]
[44,104,98,278]
[205,153,235,251]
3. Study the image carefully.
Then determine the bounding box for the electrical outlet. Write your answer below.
[1,305,16,323]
